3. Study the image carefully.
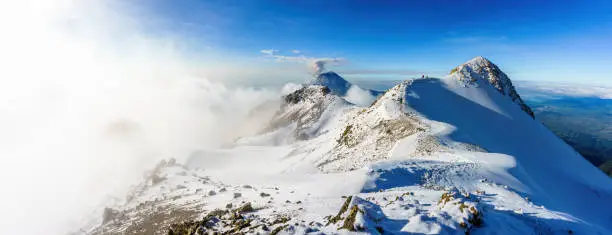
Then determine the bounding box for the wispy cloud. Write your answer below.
[258,49,445,78]
[338,69,430,76]
[260,49,344,74]
[260,49,279,56]
[444,35,508,44]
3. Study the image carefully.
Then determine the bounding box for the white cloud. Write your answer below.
[291,49,301,54]
[0,1,279,234]
[281,82,304,95]
[339,69,427,76]
[344,85,376,107]
[311,58,344,74]
[260,49,344,75]
[515,81,612,99]
[260,49,279,55]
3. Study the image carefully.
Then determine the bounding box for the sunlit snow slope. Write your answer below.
[88,57,612,235]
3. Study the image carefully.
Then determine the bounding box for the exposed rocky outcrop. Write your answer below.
[266,85,348,140]
[451,56,535,118]
[317,82,427,172]
[283,86,330,104]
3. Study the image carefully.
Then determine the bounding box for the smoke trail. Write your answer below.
[259,50,344,75]
[309,58,342,75]
[0,1,278,234]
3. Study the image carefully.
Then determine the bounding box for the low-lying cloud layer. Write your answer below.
[344,85,377,107]
[0,1,279,234]
[515,81,612,99]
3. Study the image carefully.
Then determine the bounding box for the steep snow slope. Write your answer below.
[86,57,612,235]
[450,56,534,118]
[420,58,612,225]
[402,74,612,231]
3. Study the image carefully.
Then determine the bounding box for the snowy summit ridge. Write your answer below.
[451,56,535,118]
[85,57,612,235]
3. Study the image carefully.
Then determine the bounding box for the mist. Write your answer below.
[0,1,281,234]
[344,85,377,107]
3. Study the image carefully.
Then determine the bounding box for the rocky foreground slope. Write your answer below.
[84,57,612,235]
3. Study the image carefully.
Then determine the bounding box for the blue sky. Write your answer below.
[132,0,612,85]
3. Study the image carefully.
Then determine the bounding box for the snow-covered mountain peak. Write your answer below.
[86,60,612,235]
[262,85,349,142]
[465,55,490,65]
[368,81,410,119]
[311,71,381,104]
[283,85,330,104]
[312,71,352,96]
[450,56,535,118]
